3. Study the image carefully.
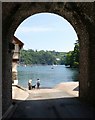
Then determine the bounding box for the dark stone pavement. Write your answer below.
[5,90,95,119]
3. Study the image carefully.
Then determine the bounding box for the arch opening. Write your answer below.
[12,12,79,99]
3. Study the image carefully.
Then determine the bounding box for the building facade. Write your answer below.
[12,36,24,85]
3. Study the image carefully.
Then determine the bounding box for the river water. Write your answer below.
[17,65,79,88]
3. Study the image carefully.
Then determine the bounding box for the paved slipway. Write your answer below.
[6,82,95,119]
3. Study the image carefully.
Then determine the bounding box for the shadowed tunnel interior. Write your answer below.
[1,2,95,119]
[8,97,95,119]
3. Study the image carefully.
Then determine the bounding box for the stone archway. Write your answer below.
[2,2,95,116]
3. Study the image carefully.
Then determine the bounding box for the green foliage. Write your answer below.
[64,40,79,68]
[73,62,79,68]
[19,40,79,67]
[19,49,66,65]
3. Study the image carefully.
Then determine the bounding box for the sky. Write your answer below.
[14,13,78,52]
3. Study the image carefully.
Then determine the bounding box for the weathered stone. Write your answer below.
[2,2,95,116]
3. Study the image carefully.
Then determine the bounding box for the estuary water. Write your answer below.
[17,65,79,88]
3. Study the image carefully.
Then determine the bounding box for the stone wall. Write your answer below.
[2,36,12,115]
[0,2,2,119]
[12,62,18,85]
[2,2,95,116]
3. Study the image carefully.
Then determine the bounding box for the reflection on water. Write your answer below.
[17,65,79,88]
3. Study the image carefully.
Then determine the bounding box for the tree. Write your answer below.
[64,40,79,68]
[19,49,67,65]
